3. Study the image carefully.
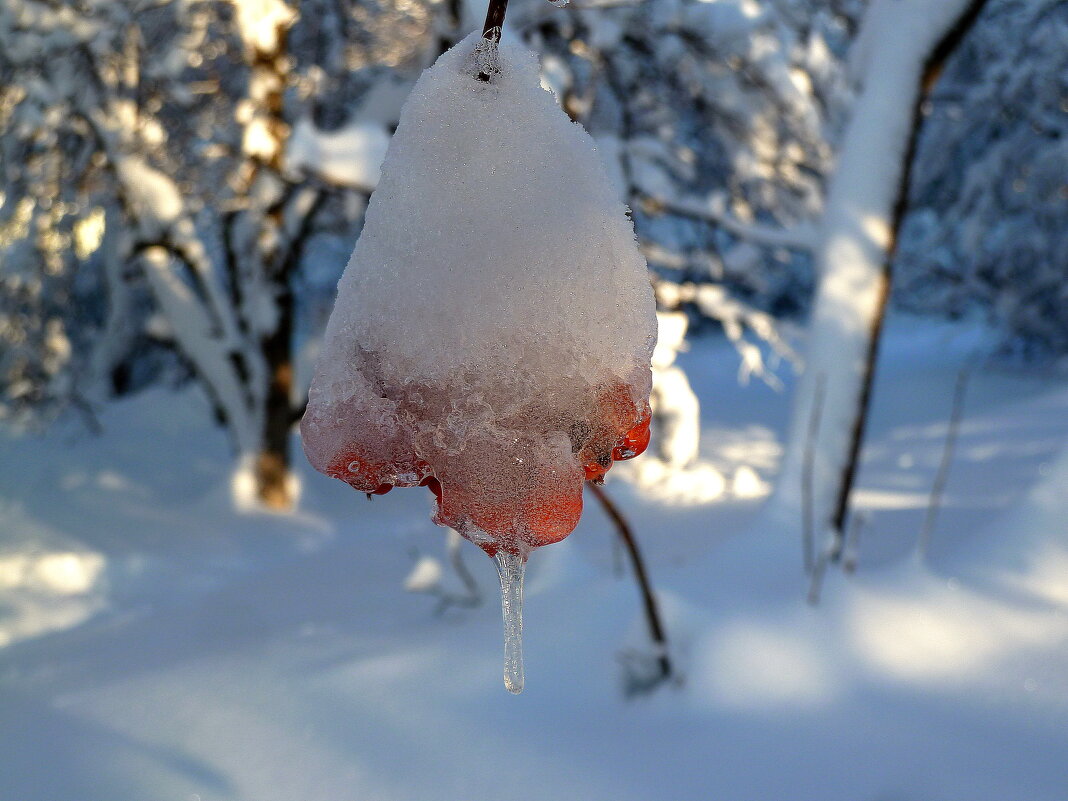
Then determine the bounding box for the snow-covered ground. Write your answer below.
[2,315,1067,801]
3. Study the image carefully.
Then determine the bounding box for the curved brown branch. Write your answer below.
[587,481,671,681]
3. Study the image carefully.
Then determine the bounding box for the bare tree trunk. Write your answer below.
[244,17,298,509]
[256,286,295,508]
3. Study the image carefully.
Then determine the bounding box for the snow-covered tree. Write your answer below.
[0,0,438,507]
[896,0,1068,356]
[771,0,994,566]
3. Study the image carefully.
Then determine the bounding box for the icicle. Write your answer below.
[493,549,527,694]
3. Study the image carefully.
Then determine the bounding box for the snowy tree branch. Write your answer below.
[774,0,995,570]
[139,246,259,453]
[640,191,818,252]
[655,279,799,390]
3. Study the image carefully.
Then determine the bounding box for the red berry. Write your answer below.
[430,436,585,555]
[312,376,649,558]
[420,474,443,499]
[584,461,607,482]
[325,443,429,494]
[326,445,391,493]
[612,404,651,461]
[522,483,583,548]
[577,383,652,478]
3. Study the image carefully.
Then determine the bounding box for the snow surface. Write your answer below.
[302,33,656,553]
[2,315,1067,800]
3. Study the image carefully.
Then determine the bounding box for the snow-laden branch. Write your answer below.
[656,279,799,390]
[140,246,260,454]
[285,117,389,191]
[641,190,818,252]
[111,153,269,406]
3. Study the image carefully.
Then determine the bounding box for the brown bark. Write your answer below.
[248,21,297,509]
[256,292,295,509]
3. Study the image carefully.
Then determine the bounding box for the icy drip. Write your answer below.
[492,549,527,694]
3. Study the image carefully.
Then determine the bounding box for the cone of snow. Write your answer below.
[302,33,657,557]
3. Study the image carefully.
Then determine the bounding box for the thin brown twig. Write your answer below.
[481,0,509,40]
[918,368,970,560]
[802,374,826,575]
[587,481,671,681]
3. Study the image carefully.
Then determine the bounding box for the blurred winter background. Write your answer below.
[1,0,1067,799]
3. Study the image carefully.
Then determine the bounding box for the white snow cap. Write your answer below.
[302,33,656,553]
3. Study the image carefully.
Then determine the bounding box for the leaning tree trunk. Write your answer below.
[826,0,992,557]
[774,0,992,563]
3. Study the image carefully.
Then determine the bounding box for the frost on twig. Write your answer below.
[842,511,868,575]
[471,34,503,81]
[801,374,827,575]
